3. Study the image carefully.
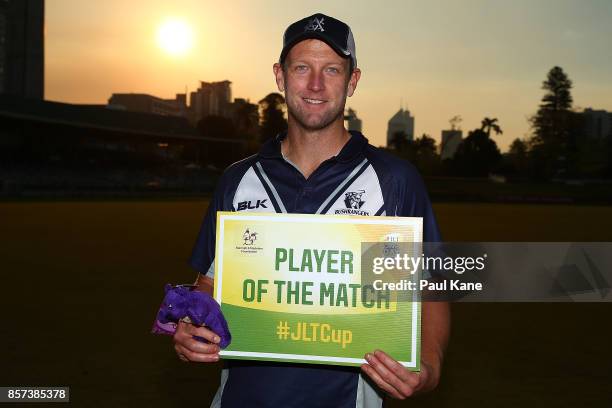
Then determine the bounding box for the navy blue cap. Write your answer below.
[280,13,357,69]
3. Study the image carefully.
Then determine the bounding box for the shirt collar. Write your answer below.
[258,130,368,163]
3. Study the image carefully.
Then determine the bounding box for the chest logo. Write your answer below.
[334,190,370,216]
[237,199,268,211]
[344,190,365,209]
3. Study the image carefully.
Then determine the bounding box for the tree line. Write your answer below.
[389,66,612,180]
[197,66,611,180]
[195,92,288,156]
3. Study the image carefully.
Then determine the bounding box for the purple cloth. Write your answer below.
[151,284,231,349]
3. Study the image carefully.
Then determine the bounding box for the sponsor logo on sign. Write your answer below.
[236,228,263,254]
[243,228,257,245]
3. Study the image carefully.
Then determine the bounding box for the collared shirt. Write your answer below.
[190,131,441,408]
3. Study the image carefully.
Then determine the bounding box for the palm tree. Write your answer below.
[480,117,503,138]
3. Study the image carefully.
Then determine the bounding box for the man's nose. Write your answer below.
[307,70,324,92]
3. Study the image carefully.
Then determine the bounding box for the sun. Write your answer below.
[156,19,194,57]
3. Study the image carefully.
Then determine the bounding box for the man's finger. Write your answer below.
[174,323,220,354]
[191,325,221,344]
[176,320,193,336]
[175,343,219,363]
[183,337,220,354]
[360,364,404,400]
[365,353,414,398]
[374,350,419,388]
[181,348,219,363]
[176,320,221,344]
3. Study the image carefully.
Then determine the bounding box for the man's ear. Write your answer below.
[273,63,285,92]
[347,68,361,97]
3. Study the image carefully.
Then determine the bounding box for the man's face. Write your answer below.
[274,39,361,131]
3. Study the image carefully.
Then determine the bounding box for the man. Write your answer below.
[173,13,450,407]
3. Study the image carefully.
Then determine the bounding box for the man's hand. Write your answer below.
[173,320,221,363]
[361,350,437,400]
[172,273,222,362]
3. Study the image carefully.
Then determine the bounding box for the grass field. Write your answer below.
[1,201,611,407]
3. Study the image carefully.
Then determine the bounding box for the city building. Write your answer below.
[582,108,612,139]
[386,108,414,147]
[345,107,362,132]
[190,80,232,123]
[107,93,187,117]
[0,0,44,99]
[440,129,463,160]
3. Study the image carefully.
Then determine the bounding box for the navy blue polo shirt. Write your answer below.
[190,131,441,408]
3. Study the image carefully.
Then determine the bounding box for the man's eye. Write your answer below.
[327,67,339,74]
[295,65,307,72]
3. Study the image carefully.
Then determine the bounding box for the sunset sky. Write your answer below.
[45,0,612,151]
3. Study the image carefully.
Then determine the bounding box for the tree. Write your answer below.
[258,93,287,142]
[506,138,528,177]
[452,122,502,177]
[480,117,503,138]
[540,66,573,111]
[234,100,259,139]
[415,134,437,154]
[196,115,236,139]
[413,134,440,175]
[233,100,260,154]
[389,133,440,175]
[509,138,527,156]
[528,66,576,178]
[390,131,409,152]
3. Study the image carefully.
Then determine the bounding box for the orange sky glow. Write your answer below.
[45,0,612,151]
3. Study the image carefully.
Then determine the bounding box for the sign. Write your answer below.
[214,212,423,368]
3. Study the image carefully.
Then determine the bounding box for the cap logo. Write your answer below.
[304,16,325,32]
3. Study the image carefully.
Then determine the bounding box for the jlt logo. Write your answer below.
[237,199,268,211]
[305,17,325,32]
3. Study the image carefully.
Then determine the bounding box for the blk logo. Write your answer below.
[344,190,365,209]
[237,199,268,211]
[305,16,325,32]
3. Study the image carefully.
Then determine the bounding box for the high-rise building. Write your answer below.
[582,108,612,139]
[345,107,362,132]
[190,80,232,123]
[0,0,44,99]
[386,108,414,147]
[440,129,463,160]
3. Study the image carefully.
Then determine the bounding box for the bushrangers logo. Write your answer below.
[305,16,325,32]
[334,190,370,216]
[344,190,365,209]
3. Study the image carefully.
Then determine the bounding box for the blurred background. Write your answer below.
[1,0,611,406]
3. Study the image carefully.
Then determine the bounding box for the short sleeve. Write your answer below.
[189,181,226,278]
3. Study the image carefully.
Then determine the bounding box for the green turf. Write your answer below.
[0,201,611,407]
